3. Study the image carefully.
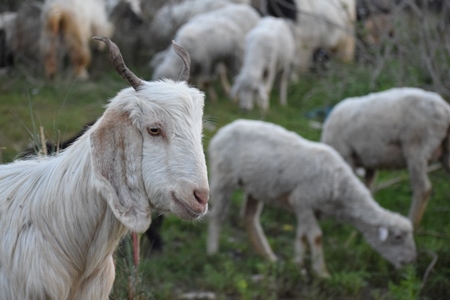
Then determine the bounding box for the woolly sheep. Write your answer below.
[0,37,209,299]
[292,0,356,69]
[149,0,231,52]
[321,87,450,228]
[207,119,416,278]
[40,0,114,79]
[230,16,296,112]
[152,3,260,101]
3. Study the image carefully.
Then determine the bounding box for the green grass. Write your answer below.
[1,49,450,300]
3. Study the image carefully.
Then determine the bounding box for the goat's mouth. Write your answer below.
[171,192,207,220]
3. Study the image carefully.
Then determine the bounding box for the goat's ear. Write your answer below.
[90,110,151,232]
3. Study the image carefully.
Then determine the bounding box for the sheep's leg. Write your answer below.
[293,215,308,268]
[207,185,233,255]
[439,139,450,175]
[243,195,277,262]
[294,209,330,278]
[364,168,377,193]
[197,77,218,103]
[65,34,91,79]
[335,35,355,63]
[407,160,432,228]
[217,63,231,95]
[278,67,290,106]
[43,33,59,79]
[265,61,277,100]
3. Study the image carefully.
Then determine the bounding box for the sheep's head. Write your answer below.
[91,37,208,232]
[363,216,417,269]
[230,76,268,112]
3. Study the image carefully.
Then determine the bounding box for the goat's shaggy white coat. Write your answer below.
[321,87,450,227]
[207,119,416,278]
[40,0,114,79]
[152,3,260,100]
[230,16,296,112]
[0,79,209,298]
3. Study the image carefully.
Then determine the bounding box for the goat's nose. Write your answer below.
[194,189,209,205]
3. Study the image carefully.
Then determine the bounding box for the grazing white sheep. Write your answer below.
[321,87,450,228]
[0,37,209,299]
[292,0,356,69]
[230,16,296,112]
[207,119,416,278]
[149,0,231,52]
[152,3,260,101]
[40,0,114,79]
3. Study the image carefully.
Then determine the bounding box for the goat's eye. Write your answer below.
[148,127,160,135]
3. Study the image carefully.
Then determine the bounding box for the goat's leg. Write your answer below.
[295,209,330,278]
[407,160,432,228]
[243,195,277,261]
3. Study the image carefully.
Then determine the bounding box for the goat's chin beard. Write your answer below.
[170,192,208,221]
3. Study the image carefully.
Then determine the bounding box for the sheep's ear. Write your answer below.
[90,110,151,232]
[378,227,389,242]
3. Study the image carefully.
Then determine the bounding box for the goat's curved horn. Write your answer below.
[92,36,142,90]
[172,40,191,82]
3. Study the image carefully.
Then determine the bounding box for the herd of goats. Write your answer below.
[0,0,448,298]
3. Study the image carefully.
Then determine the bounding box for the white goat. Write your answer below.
[40,0,114,79]
[230,16,296,112]
[207,119,416,278]
[152,3,260,101]
[0,37,209,299]
[292,0,356,69]
[321,87,450,228]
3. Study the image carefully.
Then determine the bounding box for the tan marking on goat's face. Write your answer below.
[94,110,132,180]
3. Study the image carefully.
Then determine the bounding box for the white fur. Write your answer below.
[230,16,296,112]
[149,0,231,51]
[293,0,356,68]
[321,87,450,227]
[40,0,114,79]
[207,119,416,278]
[0,79,209,298]
[152,4,260,100]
